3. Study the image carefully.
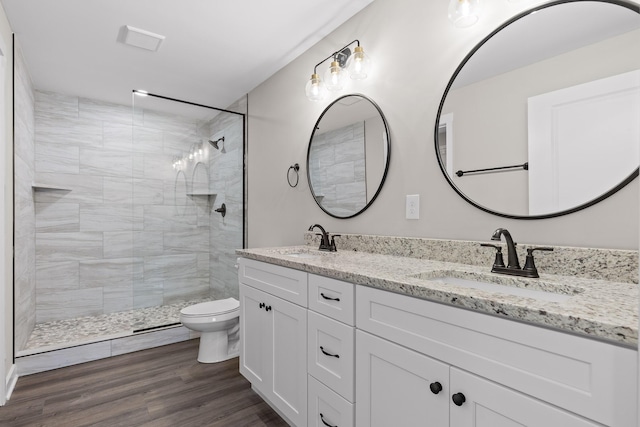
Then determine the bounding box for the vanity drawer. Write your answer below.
[309,274,354,325]
[356,285,637,427]
[238,258,308,307]
[308,311,355,401]
[308,375,354,427]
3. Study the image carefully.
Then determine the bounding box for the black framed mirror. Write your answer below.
[435,0,640,219]
[308,94,390,218]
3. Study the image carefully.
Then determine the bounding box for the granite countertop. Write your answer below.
[236,245,639,347]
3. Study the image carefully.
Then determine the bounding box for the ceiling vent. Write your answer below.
[121,25,165,52]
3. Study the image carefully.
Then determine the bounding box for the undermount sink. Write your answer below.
[408,271,584,303]
[274,248,334,259]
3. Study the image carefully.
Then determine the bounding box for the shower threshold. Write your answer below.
[18,298,212,357]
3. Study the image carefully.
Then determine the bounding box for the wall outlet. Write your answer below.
[406,194,420,220]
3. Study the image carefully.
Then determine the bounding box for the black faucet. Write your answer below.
[481,228,553,278]
[491,228,520,269]
[308,224,338,252]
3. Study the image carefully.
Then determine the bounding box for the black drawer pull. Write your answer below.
[321,293,340,302]
[320,346,340,358]
[259,302,265,309]
[320,413,338,427]
[265,305,272,312]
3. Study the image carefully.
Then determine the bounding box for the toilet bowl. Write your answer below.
[180,298,240,363]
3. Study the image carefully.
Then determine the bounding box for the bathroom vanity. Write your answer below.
[237,240,638,427]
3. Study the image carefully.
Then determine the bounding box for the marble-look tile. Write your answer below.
[36,261,80,290]
[35,90,79,119]
[133,279,164,309]
[79,258,135,289]
[35,142,80,174]
[103,283,134,314]
[33,173,104,204]
[141,152,174,180]
[163,278,210,304]
[17,341,112,376]
[80,204,137,232]
[133,126,164,153]
[143,205,197,231]
[79,148,133,178]
[103,122,133,152]
[36,232,103,262]
[35,114,102,148]
[144,253,198,283]
[36,287,104,323]
[103,177,133,204]
[79,97,132,125]
[142,109,198,135]
[133,178,164,205]
[163,130,199,156]
[163,229,209,253]
[35,202,80,232]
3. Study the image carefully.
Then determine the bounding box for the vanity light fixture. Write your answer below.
[448,0,481,28]
[305,40,372,101]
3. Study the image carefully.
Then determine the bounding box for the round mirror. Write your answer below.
[435,0,640,219]
[308,94,390,218]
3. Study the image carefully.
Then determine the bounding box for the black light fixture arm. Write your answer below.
[312,39,361,74]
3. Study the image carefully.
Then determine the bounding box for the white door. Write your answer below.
[356,330,449,427]
[270,294,308,426]
[528,70,640,214]
[450,368,600,427]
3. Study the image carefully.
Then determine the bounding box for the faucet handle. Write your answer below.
[329,235,341,252]
[523,247,554,276]
[480,243,505,268]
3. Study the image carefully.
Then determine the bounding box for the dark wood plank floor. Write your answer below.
[0,339,289,427]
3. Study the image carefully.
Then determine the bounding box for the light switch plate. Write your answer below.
[406,194,419,219]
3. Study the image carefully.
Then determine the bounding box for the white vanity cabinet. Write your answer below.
[238,258,308,426]
[307,274,356,427]
[356,285,638,427]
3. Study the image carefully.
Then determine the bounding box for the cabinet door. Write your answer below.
[239,283,271,392]
[271,291,308,427]
[356,330,449,427]
[450,368,600,427]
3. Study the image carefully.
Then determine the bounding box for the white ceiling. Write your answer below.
[0,0,375,109]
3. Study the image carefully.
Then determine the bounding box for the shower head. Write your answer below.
[208,136,225,150]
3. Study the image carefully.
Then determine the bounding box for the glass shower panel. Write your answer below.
[131,93,244,324]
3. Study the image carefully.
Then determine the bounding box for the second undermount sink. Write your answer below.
[408,271,584,303]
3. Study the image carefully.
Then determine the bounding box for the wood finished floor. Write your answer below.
[0,339,289,427]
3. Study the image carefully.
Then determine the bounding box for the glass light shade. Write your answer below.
[305,73,327,101]
[324,61,348,91]
[346,46,371,80]
[448,0,481,28]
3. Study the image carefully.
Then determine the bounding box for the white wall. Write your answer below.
[247,0,640,250]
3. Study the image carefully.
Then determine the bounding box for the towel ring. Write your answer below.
[287,163,300,187]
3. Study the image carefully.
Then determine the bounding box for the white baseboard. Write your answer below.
[5,364,17,401]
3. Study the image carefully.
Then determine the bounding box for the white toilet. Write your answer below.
[179,297,240,363]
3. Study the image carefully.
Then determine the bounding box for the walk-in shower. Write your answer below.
[14,87,246,363]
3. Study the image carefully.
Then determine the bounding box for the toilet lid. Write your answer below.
[180,298,239,316]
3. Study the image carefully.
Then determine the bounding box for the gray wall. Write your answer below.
[247,0,640,250]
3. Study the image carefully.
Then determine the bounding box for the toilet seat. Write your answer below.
[180,298,239,318]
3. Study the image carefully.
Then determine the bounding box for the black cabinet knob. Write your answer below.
[452,392,466,406]
[265,305,272,312]
[259,302,265,309]
[429,382,443,394]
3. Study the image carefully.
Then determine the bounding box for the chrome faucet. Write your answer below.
[481,228,553,278]
[308,224,338,252]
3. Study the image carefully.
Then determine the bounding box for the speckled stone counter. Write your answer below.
[236,243,639,347]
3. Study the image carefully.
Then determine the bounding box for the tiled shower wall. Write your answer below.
[309,121,366,216]
[28,91,244,326]
[14,44,36,351]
